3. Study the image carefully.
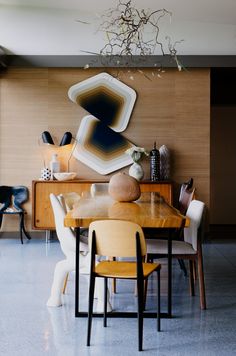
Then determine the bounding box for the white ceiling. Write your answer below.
[1,0,236,55]
[1,0,236,25]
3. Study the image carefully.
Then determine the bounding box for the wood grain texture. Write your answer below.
[0,68,210,231]
[64,192,189,229]
[32,180,172,230]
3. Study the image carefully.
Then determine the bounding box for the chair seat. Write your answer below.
[146,239,197,255]
[95,260,160,279]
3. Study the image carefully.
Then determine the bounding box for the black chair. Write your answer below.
[0,186,31,244]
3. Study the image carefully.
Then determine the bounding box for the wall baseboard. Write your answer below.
[209,224,236,239]
[0,231,57,240]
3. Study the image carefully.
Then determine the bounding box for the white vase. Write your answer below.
[159,145,170,180]
[129,162,144,181]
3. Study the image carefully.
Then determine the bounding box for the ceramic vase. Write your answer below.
[40,168,51,181]
[109,172,141,202]
[129,162,144,181]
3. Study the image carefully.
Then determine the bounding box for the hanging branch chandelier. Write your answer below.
[78,0,184,74]
[99,1,179,56]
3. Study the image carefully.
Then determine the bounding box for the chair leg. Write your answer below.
[144,279,148,309]
[109,257,116,293]
[62,273,69,294]
[189,260,195,296]
[193,260,197,283]
[137,276,144,351]
[21,213,31,240]
[0,214,3,229]
[104,277,108,327]
[112,278,117,294]
[87,274,96,346]
[19,213,24,244]
[135,278,147,301]
[157,269,161,332]
[178,259,188,276]
[197,250,206,310]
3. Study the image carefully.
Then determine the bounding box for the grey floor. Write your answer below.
[0,235,236,356]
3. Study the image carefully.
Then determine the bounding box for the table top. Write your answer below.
[64,192,189,229]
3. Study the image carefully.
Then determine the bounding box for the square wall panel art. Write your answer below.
[73,115,134,175]
[68,72,137,175]
[68,72,136,133]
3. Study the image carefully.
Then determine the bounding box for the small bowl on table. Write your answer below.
[54,172,77,181]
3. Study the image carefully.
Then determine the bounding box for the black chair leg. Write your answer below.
[21,213,31,240]
[19,213,24,244]
[104,277,107,327]
[157,269,161,332]
[178,259,187,277]
[189,260,195,296]
[0,214,3,229]
[137,277,144,351]
[87,274,96,346]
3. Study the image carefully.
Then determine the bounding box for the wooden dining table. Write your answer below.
[64,191,189,318]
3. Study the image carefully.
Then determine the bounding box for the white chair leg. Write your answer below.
[62,273,69,294]
[47,258,75,307]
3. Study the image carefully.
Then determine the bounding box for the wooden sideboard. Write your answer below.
[32,180,173,230]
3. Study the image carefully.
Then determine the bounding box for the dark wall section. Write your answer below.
[211,68,236,224]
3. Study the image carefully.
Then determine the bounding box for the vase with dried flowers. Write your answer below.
[126,146,149,181]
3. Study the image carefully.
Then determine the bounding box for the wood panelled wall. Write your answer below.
[0,68,210,231]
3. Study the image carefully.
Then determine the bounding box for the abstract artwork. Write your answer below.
[68,72,136,133]
[73,115,133,175]
[68,72,136,175]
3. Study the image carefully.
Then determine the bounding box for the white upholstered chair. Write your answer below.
[146,200,206,309]
[59,191,81,211]
[47,193,89,307]
[57,192,88,294]
[90,182,109,197]
[47,193,112,311]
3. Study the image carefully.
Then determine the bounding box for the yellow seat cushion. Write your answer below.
[95,261,161,279]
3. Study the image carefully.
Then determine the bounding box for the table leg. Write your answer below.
[167,230,173,317]
[75,227,80,317]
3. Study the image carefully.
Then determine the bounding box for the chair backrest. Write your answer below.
[184,200,205,251]
[0,185,28,212]
[58,192,81,212]
[50,193,76,256]
[50,194,88,256]
[0,186,12,211]
[178,180,196,215]
[90,183,108,197]
[88,220,146,258]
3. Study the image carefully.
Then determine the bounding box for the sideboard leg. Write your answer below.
[45,230,51,243]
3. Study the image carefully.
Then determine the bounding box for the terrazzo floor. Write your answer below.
[0,234,236,356]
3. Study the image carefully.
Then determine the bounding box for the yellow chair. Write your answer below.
[86,220,161,352]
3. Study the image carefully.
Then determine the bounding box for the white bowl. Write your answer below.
[54,172,77,181]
